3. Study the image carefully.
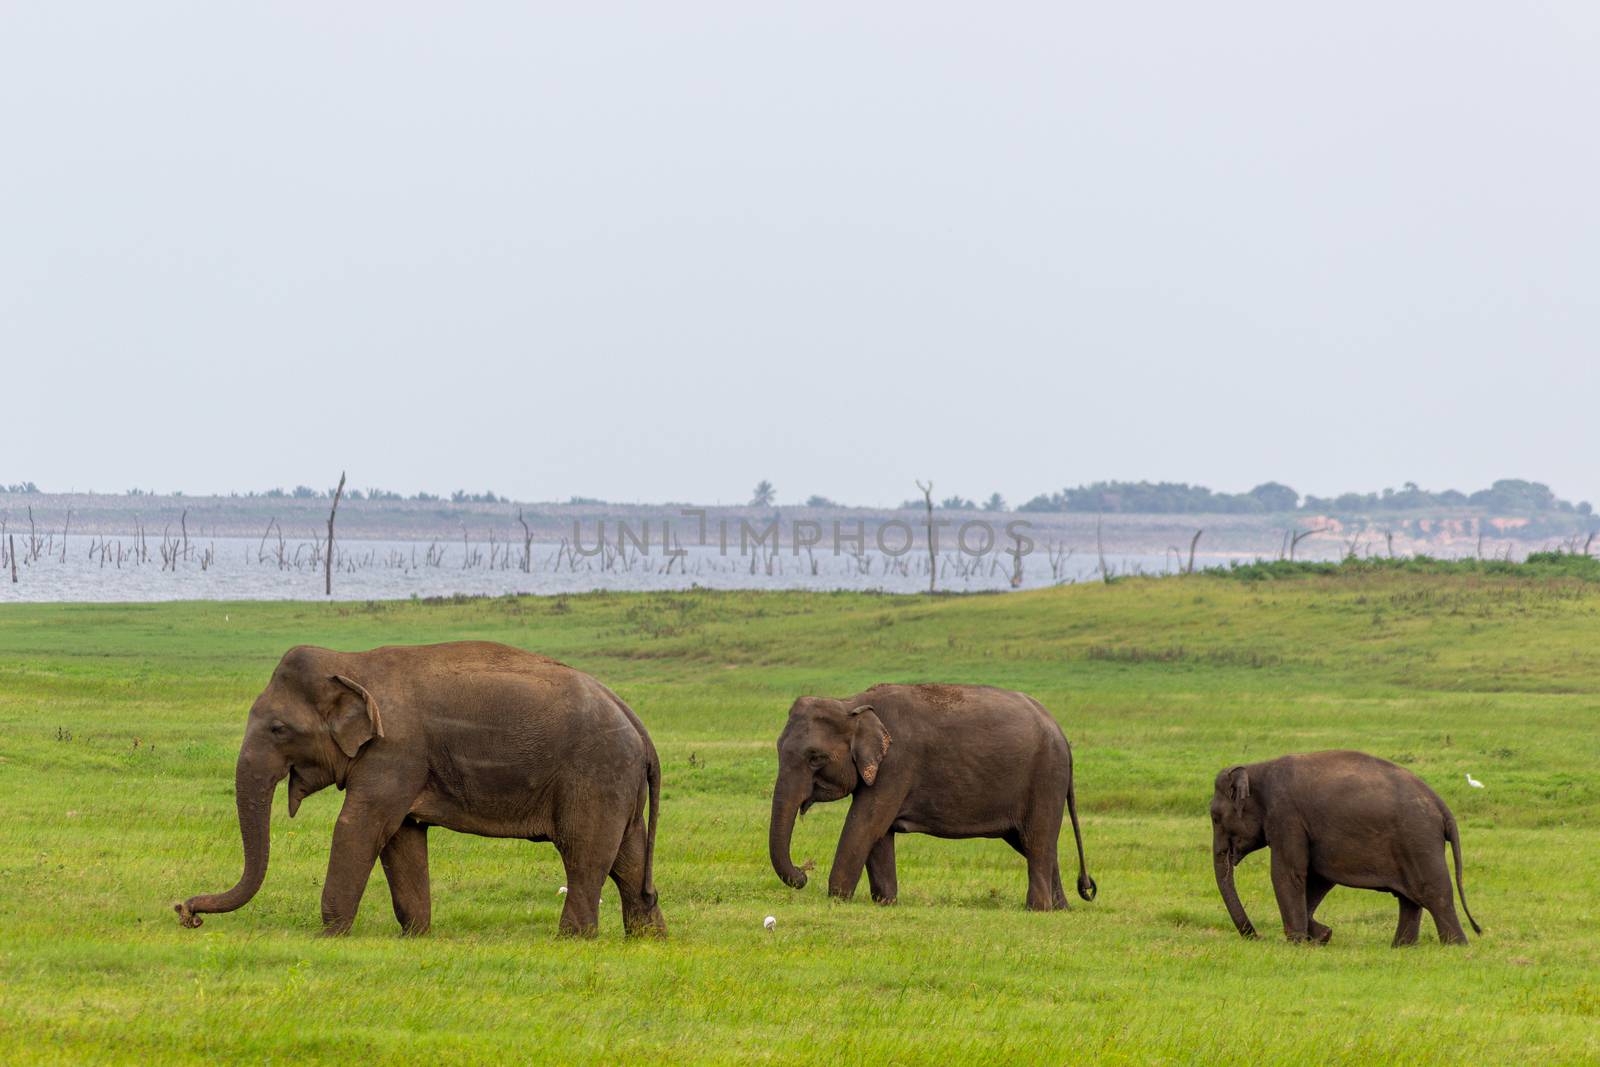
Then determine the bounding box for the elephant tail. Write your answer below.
[1446,813,1481,935]
[605,685,660,910]
[1067,746,1097,902]
[642,731,660,910]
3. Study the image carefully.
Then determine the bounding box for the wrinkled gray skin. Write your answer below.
[1211,750,1480,946]
[770,684,1096,910]
[176,642,664,938]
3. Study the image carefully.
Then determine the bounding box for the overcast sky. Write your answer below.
[4,4,1596,506]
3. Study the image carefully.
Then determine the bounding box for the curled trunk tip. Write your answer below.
[769,781,811,889]
[177,746,284,927]
[1214,851,1257,939]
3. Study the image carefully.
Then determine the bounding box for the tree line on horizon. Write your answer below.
[1010,478,1592,516]
[3,477,1592,518]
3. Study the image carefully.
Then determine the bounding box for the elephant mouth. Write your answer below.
[799,798,814,816]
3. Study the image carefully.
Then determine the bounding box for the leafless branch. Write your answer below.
[325,472,345,596]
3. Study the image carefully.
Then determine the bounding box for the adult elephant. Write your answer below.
[175,642,663,938]
[769,684,1096,910]
[1210,750,1480,946]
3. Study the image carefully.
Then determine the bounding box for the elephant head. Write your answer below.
[175,646,383,927]
[769,697,891,889]
[1211,764,1266,938]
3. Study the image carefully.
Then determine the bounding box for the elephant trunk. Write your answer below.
[176,738,286,927]
[768,774,812,889]
[1214,849,1256,939]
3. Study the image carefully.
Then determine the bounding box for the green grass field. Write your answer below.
[2,571,1598,1063]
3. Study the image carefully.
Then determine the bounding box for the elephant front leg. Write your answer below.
[1269,845,1311,942]
[320,801,395,936]
[379,820,431,936]
[866,833,898,905]
[828,795,901,901]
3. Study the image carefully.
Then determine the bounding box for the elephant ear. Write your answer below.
[1226,765,1250,808]
[329,674,384,759]
[849,705,891,787]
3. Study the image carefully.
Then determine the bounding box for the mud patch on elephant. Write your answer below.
[908,684,966,709]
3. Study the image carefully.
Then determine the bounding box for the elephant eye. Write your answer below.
[808,752,829,769]
[270,721,291,738]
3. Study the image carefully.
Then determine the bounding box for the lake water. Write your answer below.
[0,534,1333,602]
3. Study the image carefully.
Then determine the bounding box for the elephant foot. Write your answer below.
[623,905,668,938]
[871,894,897,906]
[1310,922,1332,945]
[173,902,203,929]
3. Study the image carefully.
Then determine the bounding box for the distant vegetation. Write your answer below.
[1018,478,1592,517]
[1211,550,1600,582]
[3,476,1594,525]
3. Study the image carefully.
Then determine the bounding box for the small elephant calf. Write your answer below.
[1210,750,1481,946]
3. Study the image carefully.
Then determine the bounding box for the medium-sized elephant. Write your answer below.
[176,641,663,938]
[769,684,1096,910]
[1211,750,1481,946]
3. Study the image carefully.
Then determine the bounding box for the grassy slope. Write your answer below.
[0,574,1597,1064]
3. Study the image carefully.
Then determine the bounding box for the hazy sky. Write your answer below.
[4,4,1597,506]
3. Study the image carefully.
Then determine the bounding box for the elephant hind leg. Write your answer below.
[379,820,431,936]
[608,810,666,938]
[1305,873,1334,945]
[1393,895,1423,947]
[555,844,610,938]
[1010,815,1065,912]
[1426,894,1469,945]
[1416,854,1470,944]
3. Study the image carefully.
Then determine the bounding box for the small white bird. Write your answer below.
[1465,773,1484,789]
[763,915,777,931]
[558,885,568,895]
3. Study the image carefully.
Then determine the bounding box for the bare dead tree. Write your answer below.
[518,509,533,573]
[8,534,16,583]
[257,518,279,563]
[1585,529,1596,557]
[914,479,936,593]
[60,509,71,562]
[1343,532,1362,560]
[1007,528,1025,588]
[1289,526,1319,561]
[1046,541,1074,583]
[181,508,190,562]
[325,472,345,596]
[1186,528,1203,575]
[1096,513,1110,584]
[1384,528,1395,559]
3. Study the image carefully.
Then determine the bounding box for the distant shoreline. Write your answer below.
[2,490,1592,559]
